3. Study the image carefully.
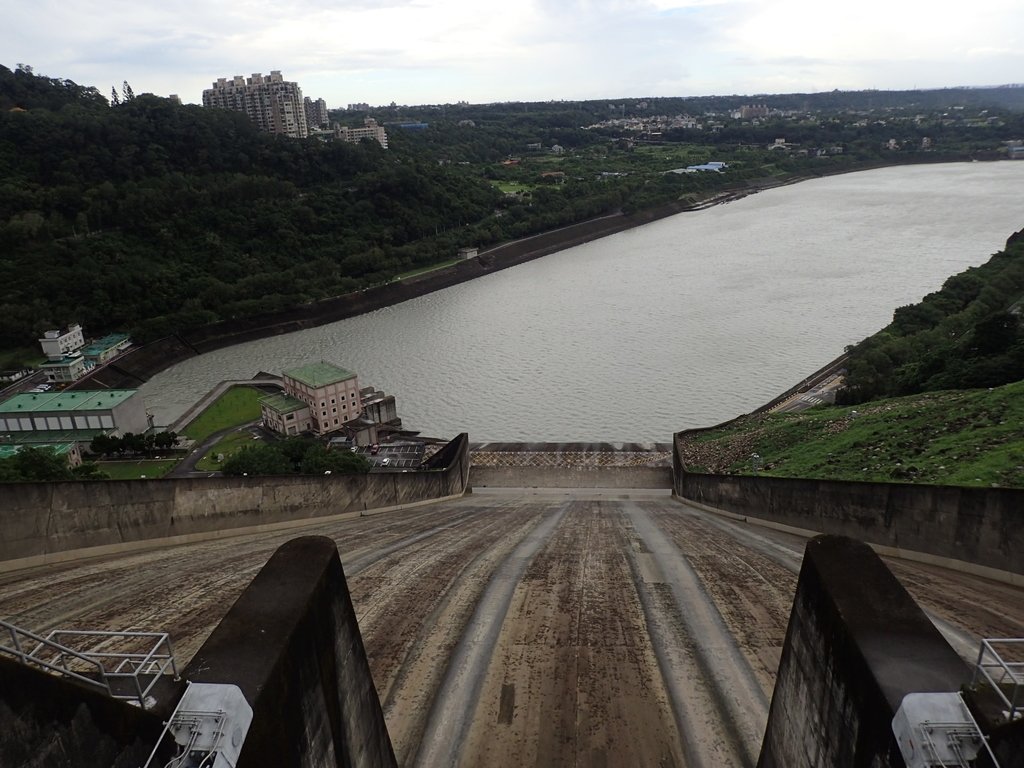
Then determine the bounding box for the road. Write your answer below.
[2,489,1022,767]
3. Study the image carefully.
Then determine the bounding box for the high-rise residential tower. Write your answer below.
[202,71,309,138]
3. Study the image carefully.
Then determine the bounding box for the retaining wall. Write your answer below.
[758,535,971,767]
[672,442,1024,581]
[470,465,672,489]
[0,434,469,572]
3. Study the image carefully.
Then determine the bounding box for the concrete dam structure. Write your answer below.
[1,437,1023,767]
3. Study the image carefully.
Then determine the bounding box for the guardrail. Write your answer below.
[973,637,1024,722]
[0,619,178,708]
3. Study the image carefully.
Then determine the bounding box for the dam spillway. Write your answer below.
[2,486,1023,767]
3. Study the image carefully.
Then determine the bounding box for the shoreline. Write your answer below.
[73,156,981,392]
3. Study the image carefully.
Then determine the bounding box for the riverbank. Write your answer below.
[71,155,986,392]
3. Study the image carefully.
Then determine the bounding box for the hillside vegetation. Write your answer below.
[4,64,1024,357]
[839,230,1024,403]
[678,381,1024,488]
[679,229,1024,488]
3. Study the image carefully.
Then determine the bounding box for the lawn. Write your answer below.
[195,430,262,471]
[181,386,265,441]
[96,459,179,480]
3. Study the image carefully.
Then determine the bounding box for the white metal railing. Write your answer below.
[0,619,178,708]
[973,637,1024,722]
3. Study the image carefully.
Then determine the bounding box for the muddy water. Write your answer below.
[140,161,1024,442]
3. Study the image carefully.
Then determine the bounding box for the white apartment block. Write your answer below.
[39,324,84,360]
[334,118,389,149]
[203,71,309,138]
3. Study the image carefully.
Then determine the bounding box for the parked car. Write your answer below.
[370,444,380,455]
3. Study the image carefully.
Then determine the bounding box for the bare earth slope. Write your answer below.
[2,489,1022,767]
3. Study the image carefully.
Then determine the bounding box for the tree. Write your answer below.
[90,433,120,457]
[122,80,135,102]
[299,446,371,474]
[153,431,178,450]
[221,445,293,476]
[0,447,74,482]
[110,86,120,106]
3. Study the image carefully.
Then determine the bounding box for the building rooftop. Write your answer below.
[284,362,356,389]
[259,393,309,414]
[0,442,76,459]
[81,333,130,357]
[0,390,138,414]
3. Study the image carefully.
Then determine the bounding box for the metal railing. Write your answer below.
[972,637,1024,722]
[0,619,178,708]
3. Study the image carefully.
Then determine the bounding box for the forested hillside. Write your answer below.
[839,230,1024,402]
[0,65,505,347]
[3,64,1023,356]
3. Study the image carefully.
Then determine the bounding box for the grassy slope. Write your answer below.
[180,386,264,441]
[678,381,1024,488]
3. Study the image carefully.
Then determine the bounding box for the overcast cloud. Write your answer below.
[4,0,1023,106]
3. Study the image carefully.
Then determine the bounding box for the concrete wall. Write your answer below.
[672,443,1024,580]
[0,433,469,572]
[470,465,672,489]
[185,536,397,768]
[758,535,971,768]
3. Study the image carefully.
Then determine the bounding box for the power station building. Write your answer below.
[260,362,363,437]
[0,390,150,435]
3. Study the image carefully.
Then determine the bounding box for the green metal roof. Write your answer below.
[259,393,309,414]
[0,443,75,459]
[81,333,130,357]
[283,362,356,388]
[0,390,138,414]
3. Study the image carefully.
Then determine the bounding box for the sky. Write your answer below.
[4,0,1023,108]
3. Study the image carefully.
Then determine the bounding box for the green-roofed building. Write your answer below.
[0,390,149,436]
[262,361,363,436]
[259,393,314,436]
[0,440,82,467]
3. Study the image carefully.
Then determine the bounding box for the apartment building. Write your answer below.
[202,71,309,138]
[304,96,329,129]
[334,118,389,149]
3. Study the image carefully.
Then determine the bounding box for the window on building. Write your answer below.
[322,411,327,417]
[332,407,336,413]
[333,419,339,425]
[286,414,294,421]
[331,398,335,404]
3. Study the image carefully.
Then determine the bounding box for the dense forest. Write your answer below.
[3,63,1023,355]
[839,230,1024,403]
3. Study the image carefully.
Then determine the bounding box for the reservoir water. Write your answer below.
[141,162,1024,442]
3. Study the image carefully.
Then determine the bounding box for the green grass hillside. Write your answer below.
[677,381,1024,488]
